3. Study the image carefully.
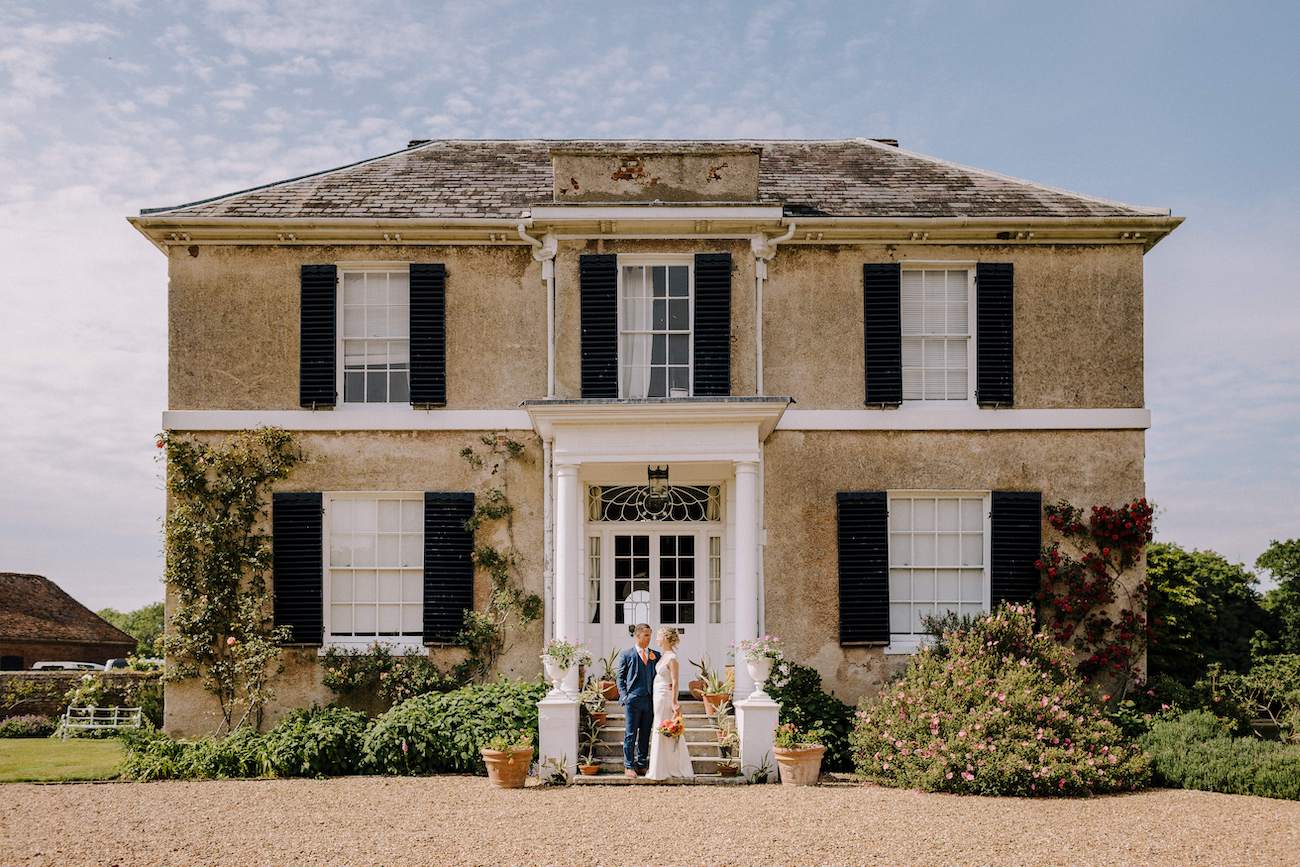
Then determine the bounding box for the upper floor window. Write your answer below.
[619,260,692,398]
[901,268,973,402]
[340,269,410,404]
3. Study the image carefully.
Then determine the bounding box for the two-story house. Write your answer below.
[131,139,1180,738]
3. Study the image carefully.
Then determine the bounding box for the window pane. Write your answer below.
[889,603,910,632]
[961,571,983,601]
[366,372,388,402]
[389,306,410,338]
[378,571,402,602]
[947,270,967,302]
[402,573,422,602]
[937,533,960,565]
[331,604,353,634]
[668,334,688,364]
[914,500,936,531]
[652,266,666,295]
[353,571,377,602]
[913,535,935,567]
[389,371,409,403]
[669,299,689,329]
[379,605,401,633]
[344,372,364,403]
[912,605,934,633]
[351,534,376,567]
[912,571,934,602]
[354,605,377,634]
[889,570,910,598]
[936,570,959,601]
[961,534,983,566]
[668,266,688,296]
[354,501,377,532]
[377,534,400,565]
[660,603,674,623]
[648,367,666,397]
[937,499,960,530]
[890,500,911,530]
[653,299,666,330]
[402,500,422,531]
[343,306,364,337]
[365,274,386,305]
[669,366,689,393]
[924,270,945,301]
[330,571,352,602]
[402,606,422,633]
[378,500,401,531]
[366,307,388,338]
[343,272,365,305]
[330,536,351,567]
[960,498,983,529]
[679,603,694,623]
[651,334,666,364]
[889,533,911,565]
[388,273,409,305]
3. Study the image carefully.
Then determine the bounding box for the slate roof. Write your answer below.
[0,572,136,646]
[141,139,1169,220]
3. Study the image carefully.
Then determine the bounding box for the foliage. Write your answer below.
[158,428,302,733]
[851,604,1150,796]
[766,660,854,771]
[484,729,532,752]
[1257,539,1300,655]
[598,649,621,682]
[0,676,67,716]
[736,635,784,661]
[62,673,164,729]
[97,602,165,657]
[0,714,57,738]
[454,435,543,683]
[1146,543,1271,686]
[1036,499,1153,694]
[577,677,605,714]
[579,715,602,766]
[0,738,124,783]
[119,726,269,781]
[362,679,547,775]
[1202,655,1300,742]
[261,706,372,777]
[541,639,590,671]
[1140,710,1300,800]
[320,644,459,713]
[774,722,826,749]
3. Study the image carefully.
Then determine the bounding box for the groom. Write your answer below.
[616,623,658,778]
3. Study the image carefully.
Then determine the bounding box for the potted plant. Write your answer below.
[715,712,740,778]
[735,635,783,694]
[687,656,713,700]
[578,716,603,776]
[772,723,826,786]
[699,669,732,715]
[597,648,621,701]
[541,639,590,694]
[481,730,534,789]
[579,677,608,726]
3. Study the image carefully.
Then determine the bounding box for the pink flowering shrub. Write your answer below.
[850,604,1150,796]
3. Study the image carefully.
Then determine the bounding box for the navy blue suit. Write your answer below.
[616,645,658,770]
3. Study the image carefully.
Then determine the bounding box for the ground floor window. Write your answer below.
[325,494,424,647]
[887,492,989,650]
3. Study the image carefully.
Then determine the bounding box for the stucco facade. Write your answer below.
[140,138,1180,739]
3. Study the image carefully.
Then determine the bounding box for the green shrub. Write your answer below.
[363,679,547,775]
[119,726,268,781]
[767,661,854,771]
[262,706,371,777]
[0,714,57,738]
[320,644,460,713]
[1203,654,1300,742]
[1141,710,1300,800]
[850,603,1150,796]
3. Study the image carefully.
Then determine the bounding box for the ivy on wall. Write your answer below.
[157,428,302,734]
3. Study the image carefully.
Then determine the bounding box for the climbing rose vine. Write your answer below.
[1036,499,1154,694]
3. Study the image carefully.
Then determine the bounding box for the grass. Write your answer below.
[0,738,124,783]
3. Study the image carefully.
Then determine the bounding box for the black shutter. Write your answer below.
[409,263,447,406]
[579,254,619,398]
[863,264,902,406]
[272,492,323,644]
[299,265,337,408]
[976,263,1014,407]
[693,252,732,396]
[423,492,475,643]
[991,491,1042,606]
[838,491,890,644]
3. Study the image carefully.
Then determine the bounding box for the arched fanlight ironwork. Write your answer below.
[587,484,721,522]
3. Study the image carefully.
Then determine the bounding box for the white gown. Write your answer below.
[646,651,694,781]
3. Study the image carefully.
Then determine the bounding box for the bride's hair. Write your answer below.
[656,627,680,650]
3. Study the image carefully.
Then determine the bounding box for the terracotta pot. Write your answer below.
[579,764,600,776]
[591,711,608,727]
[702,692,731,715]
[718,764,740,778]
[774,745,825,786]
[688,679,705,700]
[600,680,620,701]
[481,747,533,789]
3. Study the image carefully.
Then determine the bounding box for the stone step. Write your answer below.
[602,700,720,714]
[586,757,736,775]
[596,726,722,744]
[592,741,723,758]
[572,773,745,786]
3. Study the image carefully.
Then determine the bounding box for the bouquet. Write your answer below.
[657,714,684,739]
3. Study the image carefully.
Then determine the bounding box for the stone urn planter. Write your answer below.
[482,747,534,789]
[543,657,570,694]
[743,654,773,694]
[774,744,825,786]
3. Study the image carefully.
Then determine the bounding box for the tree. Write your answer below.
[1146,542,1270,686]
[97,602,164,657]
[1257,539,1300,655]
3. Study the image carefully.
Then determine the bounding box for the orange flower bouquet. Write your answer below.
[657,714,684,739]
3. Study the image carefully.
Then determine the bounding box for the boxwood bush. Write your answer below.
[262,706,371,777]
[1140,710,1300,800]
[364,679,547,775]
[767,662,855,771]
[0,714,57,738]
[850,603,1150,796]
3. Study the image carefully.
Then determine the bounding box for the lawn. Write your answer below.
[0,738,123,783]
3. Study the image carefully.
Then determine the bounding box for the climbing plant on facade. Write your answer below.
[158,428,302,734]
[1035,498,1154,696]
[454,434,543,682]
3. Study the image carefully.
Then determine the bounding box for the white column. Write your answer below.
[553,462,581,696]
[732,460,760,698]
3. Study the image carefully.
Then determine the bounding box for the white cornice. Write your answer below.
[523,398,792,441]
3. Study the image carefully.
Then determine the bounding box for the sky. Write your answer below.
[0,0,1297,610]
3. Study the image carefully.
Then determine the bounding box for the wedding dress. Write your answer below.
[646,651,694,780]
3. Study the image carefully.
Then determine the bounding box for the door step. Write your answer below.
[572,773,746,786]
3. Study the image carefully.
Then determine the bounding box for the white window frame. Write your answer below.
[899,262,977,408]
[884,490,991,654]
[321,491,427,653]
[616,254,695,399]
[336,263,412,410]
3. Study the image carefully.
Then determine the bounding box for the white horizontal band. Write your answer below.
[162,409,533,431]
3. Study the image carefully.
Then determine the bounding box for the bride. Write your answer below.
[646,627,694,781]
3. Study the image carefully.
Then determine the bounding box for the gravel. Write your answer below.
[2,777,1298,866]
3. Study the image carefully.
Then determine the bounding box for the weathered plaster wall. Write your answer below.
[553,239,757,398]
[168,244,545,410]
[762,428,1146,704]
[163,429,545,737]
[762,244,1145,408]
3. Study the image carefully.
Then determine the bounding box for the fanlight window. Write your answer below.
[587,485,721,522]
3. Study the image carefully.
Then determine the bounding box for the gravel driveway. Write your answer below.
[2,777,1297,866]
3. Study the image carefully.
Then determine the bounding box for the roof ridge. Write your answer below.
[850,138,1170,217]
